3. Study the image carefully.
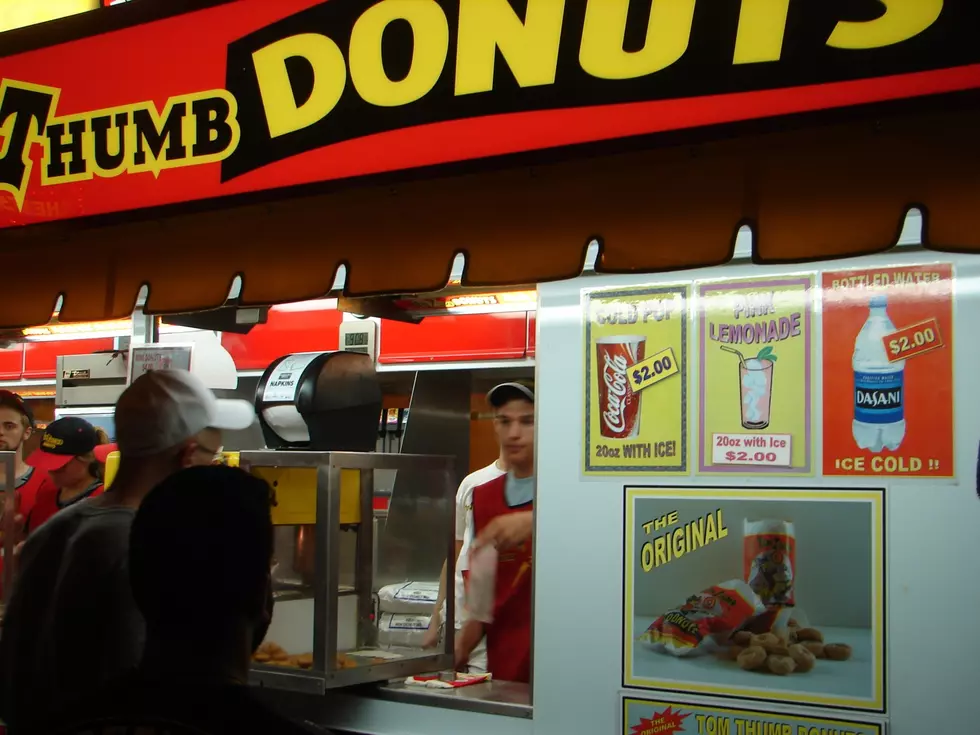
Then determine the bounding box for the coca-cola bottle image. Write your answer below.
[596,336,646,439]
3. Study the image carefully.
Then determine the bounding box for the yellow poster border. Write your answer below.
[622,486,885,712]
[582,282,691,476]
[621,695,885,735]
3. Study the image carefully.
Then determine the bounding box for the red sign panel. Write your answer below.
[378,312,528,365]
[1,0,978,228]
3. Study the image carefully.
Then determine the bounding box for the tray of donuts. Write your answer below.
[253,641,390,670]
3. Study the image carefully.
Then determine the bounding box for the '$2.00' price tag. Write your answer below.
[883,317,943,362]
[627,348,679,393]
[711,433,792,467]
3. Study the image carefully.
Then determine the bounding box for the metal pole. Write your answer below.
[1,451,17,608]
[130,308,159,345]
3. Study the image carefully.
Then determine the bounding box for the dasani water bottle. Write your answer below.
[852,294,905,452]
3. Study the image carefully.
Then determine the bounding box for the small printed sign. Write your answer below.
[883,317,944,362]
[622,696,884,735]
[627,348,680,393]
[711,433,793,467]
[129,344,192,382]
[262,352,321,403]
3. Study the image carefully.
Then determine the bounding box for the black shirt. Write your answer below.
[42,674,326,735]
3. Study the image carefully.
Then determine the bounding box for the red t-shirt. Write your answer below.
[0,468,53,600]
[471,475,533,684]
[15,466,49,522]
[25,480,104,534]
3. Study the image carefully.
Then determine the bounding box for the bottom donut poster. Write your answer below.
[622,487,884,711]
[622,696,884,735]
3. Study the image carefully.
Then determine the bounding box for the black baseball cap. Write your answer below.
[487,381,535,408]
[0,390,34,428]
[26,416,113,472]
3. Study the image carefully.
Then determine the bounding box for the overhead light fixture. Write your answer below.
[20,313,189,342]
[442,290,537,311]
[271,298,339,313]
[391,289,537,316]
[10,388,56,399]
[21,318,134,340]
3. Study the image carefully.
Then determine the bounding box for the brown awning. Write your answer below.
[2,106,979,330]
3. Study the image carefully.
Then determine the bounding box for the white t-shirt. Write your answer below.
[442,461,505,629]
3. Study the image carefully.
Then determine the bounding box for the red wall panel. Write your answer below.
[527,312,536,358]
[221,307,343,371]
[379,312,528,364]
[23,338,116,379]
[0,344,24,380]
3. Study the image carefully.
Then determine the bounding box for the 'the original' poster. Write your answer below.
[622,696,884,735]
[698,277,813,475]
[623,487,884,711]
[584,285,688,474]
[822,263,954,478]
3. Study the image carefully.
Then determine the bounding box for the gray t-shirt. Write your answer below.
[504,473,535,507]
[0,500,143,732]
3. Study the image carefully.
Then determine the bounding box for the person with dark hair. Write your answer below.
[50,465,322,735]
[23,416,114,533]
[0,370,255,734]
[0,390,48,537]
[455,382,536,683]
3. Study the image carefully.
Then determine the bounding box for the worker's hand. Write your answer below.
[421,611,441,649]
[0,513,25,551]
[473,511,533,551]
[454,620,483,671]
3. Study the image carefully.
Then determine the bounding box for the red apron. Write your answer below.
[471,475,532,684]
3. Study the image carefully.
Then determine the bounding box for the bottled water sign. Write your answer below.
[852,294,906,453]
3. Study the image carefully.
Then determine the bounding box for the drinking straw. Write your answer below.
[720,345,746,366]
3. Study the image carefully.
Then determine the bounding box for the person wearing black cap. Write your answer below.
[0,370,255,735]
[48,466,321,735]
[0,390,47,526]
[455,382,536,683]
[23,416,114,534]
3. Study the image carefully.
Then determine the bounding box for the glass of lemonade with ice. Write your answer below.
[725,345,777,430]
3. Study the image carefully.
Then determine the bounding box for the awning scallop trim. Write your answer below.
[1,109,979,330]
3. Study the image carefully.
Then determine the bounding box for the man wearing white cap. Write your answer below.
[0,369,255,734]
[455,382,535,683]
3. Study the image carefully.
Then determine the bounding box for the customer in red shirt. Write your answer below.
[0,391,49,594]
[456,382,535,683]
[23,416,114,533]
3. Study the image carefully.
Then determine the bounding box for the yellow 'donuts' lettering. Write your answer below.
[349,0,449,108]
[733,0,791,64]
[455,0,566,96]
[579,0,696,80]
[252,33,347,139]
[827,0,943,50]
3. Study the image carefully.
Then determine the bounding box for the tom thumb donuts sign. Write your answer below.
[3,0,980,226]
[622,696,884,735]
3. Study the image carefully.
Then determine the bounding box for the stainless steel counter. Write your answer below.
[371,679,532,719]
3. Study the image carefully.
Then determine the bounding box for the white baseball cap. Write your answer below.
[487,382,535,407]
[115,369,255,457]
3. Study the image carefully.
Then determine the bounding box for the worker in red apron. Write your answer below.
[23,416,115,533]
[456,382,535,683]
